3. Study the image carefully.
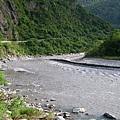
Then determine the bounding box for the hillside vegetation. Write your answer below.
[11,0,114,40]
[86,30,120,59]
[0,0,115,56]
[79,0,120,28]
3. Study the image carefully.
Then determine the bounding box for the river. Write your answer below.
[3,54,120,120]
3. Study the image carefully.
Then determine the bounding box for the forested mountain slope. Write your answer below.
[0,0,114,40]
[0,0,115,56]
[79,0,120,28]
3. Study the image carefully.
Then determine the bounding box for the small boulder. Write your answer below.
[103,112,116,119]
[79,108,86,113]
[49,104,56,109]
[16,84,22,86]
[73,108,80,113]
[2,60,7,63]
[85,113,89,116]
[23,95,29,99]
[50,98,57,101]
[16,89,20,92]
[7,83,12,85]
[35,98,38,101]
[54,116,65,120]
[63,112,70,118]
[14,68,27,72]
[73,108,86,113]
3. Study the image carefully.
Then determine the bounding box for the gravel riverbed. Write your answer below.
[1,54,120,120]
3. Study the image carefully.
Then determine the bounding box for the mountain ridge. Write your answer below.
[79,0,120,28]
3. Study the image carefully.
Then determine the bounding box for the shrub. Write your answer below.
[86,30,120,59]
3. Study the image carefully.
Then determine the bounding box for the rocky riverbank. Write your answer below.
[1,83,117,120]
[0,82,74,120]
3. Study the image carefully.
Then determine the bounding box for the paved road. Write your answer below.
[1,41,26,43]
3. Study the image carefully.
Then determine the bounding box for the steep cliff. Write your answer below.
[0,0,19,40]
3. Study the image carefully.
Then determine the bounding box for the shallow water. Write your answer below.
[4,57,120,120]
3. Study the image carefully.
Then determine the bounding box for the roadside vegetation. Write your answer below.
[0,38,87,57]
[19,37,92,55]
[1,30,120,59]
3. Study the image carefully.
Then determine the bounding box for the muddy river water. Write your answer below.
[3,54,120,120]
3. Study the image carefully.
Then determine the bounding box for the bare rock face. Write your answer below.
[0,0,19,39]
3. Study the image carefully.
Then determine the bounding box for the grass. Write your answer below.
[0,93,46,119]
[0,71,8,85]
